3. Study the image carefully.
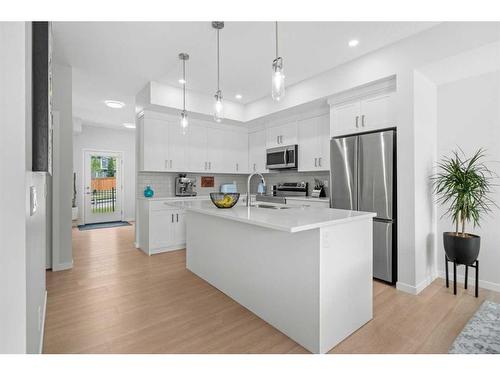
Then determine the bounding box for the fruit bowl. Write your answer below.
[209,193,240,209]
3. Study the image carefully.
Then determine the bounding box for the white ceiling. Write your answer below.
[53,21,439,128]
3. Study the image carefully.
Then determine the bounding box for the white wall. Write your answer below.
[52,64,73,270]
[436,70,500,291]
[413,70,438,293]
[0,21,29,354]
[73,125,136,223]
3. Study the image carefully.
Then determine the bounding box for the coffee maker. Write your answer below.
[175,174,197,196]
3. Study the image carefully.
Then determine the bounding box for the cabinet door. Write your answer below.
[207,127,231,173]
[142,117,168,171]
[317,114,330,170]
[231,132,249,174]
[298,117,318,172]
[173,210,186,246]
[249,130,267,173]
[187,124,207,172]
[360,93,395,131]
[266,126,281,148]
[168,122,188,171]
[149,209,174,249]
[331,100,361,137]
[279,122,298,146]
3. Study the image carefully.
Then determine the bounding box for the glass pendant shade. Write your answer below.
[272,57,285,101]
[214,90,223,123]
[180,110,188,134]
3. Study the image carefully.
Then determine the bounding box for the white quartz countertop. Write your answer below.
[137,195,329,203]
[167,200,375,233]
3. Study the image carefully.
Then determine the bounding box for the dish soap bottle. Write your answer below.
[144,185,154,198]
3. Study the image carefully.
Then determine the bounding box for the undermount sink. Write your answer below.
[251,204,291,210]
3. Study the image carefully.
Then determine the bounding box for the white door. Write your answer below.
[84,150,123,224]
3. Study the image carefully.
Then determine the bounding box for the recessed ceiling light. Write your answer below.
[348,39,359,47]
[235,94,242,100]
[105,100,125,109]
[123,123,136,129]
[178,78,186,84]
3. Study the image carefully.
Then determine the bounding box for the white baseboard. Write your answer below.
[39,290,47,354]
[52,260,73,271]
[438,270,500,293]
[396,273,437,295]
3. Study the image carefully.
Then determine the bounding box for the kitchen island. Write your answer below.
[170,200,375,353]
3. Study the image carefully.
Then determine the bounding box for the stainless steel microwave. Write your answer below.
[266,145,298,170]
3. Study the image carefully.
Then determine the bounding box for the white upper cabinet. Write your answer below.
[248,129,267,173]
[329,79,396,137]
[266,121,298,148]
[139,116,169,172]
[298,114,330,172]
[187,124,208,172]
[231,132,249,174]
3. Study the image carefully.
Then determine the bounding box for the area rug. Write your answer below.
[77,221,131,231]
[449,300,500,354]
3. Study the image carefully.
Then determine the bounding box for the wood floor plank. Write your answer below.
[43,224,499,354]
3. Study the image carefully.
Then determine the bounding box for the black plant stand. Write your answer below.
[445,255,479,298]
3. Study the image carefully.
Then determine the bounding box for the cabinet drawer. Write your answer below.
[150,200,179,211]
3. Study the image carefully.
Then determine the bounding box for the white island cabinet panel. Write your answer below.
[181,200,375,353]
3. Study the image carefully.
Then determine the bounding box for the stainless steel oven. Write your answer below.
[266,145,298,170]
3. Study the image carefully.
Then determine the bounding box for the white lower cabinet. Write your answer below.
[137,199,187,255]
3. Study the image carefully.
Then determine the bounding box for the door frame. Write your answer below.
[82,149,124,225]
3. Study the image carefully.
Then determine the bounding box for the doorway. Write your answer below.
[83,150,123,224]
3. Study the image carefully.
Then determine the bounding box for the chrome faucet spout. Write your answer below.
[247,173,266,207]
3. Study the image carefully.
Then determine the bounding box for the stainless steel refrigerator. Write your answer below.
[330,129,396,284]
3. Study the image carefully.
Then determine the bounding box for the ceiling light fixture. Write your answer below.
[104,100,125,109]
[123,123,136,129]
[179,52,189,134]
[235,94,242,100]
[212,21,224,123]
[348,39,359,47]
[271,21,285,102]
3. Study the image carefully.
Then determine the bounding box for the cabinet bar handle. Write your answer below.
[314,158,317,167]
[361,114,365,127]
[209,161,211,170]
[236,163,239,171]
[170,160,172,168]
[318,157,322,167]
[204,161,207,170]
[253,163,256,172]
[171,214,174,223]
[176,213,179,222]
[355,116,359,128]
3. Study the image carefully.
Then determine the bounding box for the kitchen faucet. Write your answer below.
[247,173,266,207]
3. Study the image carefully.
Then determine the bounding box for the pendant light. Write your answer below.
[212,21,224,122]
[178,52,189,134]
[272,21,285,101]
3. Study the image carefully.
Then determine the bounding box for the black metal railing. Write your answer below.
[91,188,116,213]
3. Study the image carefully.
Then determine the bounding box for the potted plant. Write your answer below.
[432,149,496,265]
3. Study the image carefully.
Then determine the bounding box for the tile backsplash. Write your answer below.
[138,170,330,198]
[137,172,249,198]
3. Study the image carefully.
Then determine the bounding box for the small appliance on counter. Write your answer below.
[220,183,238,193]
[275,181,308,197]
[175,174,197,196]
[311,178,327,198]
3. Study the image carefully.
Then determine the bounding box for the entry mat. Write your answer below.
[77,221,131,231]
[449,300,500,354]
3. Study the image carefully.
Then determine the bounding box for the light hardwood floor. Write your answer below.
[43,224,500,354]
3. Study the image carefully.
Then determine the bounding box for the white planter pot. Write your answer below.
[72,207,79,221]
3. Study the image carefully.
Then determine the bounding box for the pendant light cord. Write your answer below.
[275,21,279,59]
[217,28,220,91]
[182,59,186,111]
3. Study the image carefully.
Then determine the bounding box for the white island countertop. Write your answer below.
[168,200,375,233]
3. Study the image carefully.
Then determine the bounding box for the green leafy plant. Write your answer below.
[432,148,496,236]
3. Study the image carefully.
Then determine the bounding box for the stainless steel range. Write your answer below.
[275,182,308,197]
